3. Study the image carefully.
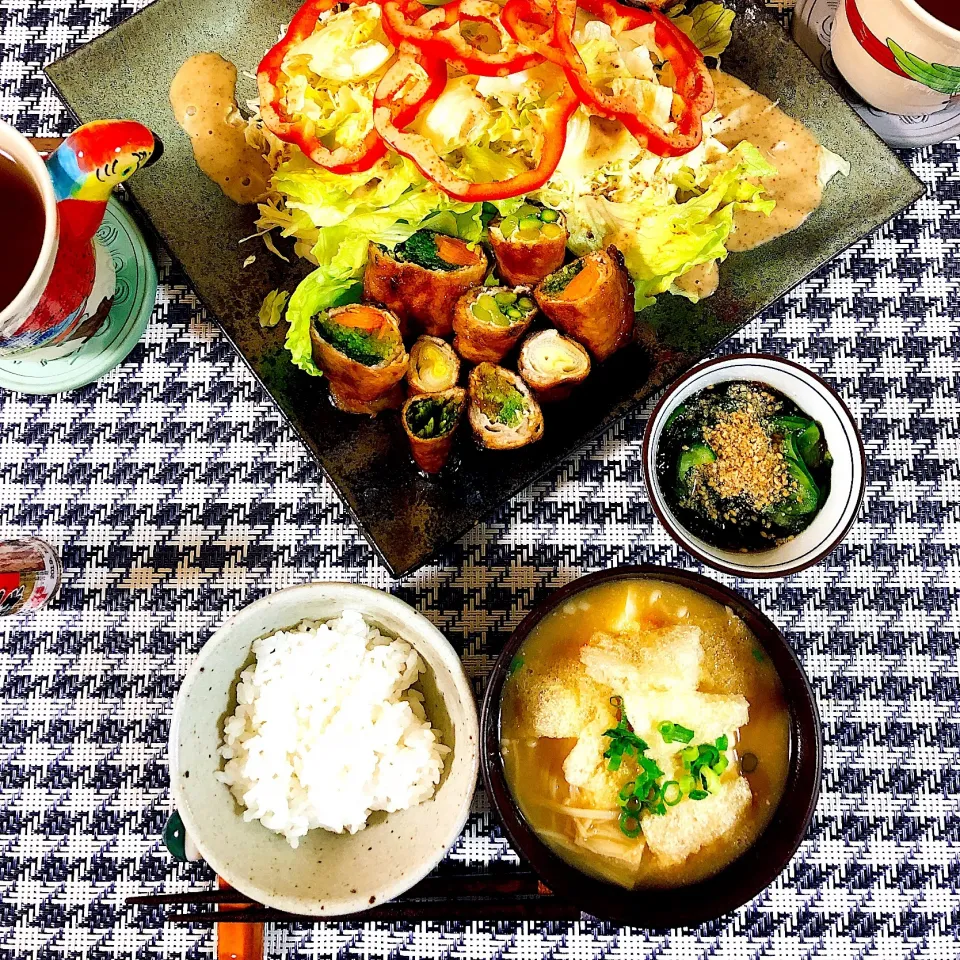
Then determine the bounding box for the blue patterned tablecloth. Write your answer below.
[1,1,958,957]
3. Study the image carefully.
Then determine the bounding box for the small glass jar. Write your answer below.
[0,538,61,617]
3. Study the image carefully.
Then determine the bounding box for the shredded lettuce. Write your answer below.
[543,142,776,309]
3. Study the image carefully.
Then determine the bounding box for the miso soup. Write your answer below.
[500,578,791,889]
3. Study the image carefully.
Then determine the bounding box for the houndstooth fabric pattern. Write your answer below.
[1,1,958,958]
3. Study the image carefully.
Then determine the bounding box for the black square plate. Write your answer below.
[47,0,923,576]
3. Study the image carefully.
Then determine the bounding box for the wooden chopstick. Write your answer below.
[166,898,582,924]
[27,137,65,155]
[126,871,546,909]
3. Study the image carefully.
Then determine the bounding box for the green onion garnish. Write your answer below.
[659,721,695,744]
[662,781,682,806]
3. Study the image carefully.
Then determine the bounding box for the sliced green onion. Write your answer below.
[618,781,636,802]
[678,774,695,795]
[659,721,695,744]
[702,766,721,794]
[619,812,642,839]
[681,745,699,764]
[662,781,682,806]
[689,789,709,801]
[716,735,729,752]
[713,754,729,776]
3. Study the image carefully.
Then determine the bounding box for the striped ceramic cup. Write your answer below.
[831,0,960,115]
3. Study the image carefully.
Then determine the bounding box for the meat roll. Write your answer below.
[407,336,461,396]
[453,287,537,364]
[518,329,591,403]
[489,204,567,287]
[467,363,544,451]
[309,304,408,415]
[534,246,634,362]
[402,387,466,474]
[363,230,488,338]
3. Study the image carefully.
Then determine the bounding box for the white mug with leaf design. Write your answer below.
[831,0,960,115]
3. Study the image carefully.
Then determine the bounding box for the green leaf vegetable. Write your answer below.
[668,2,737,60]
[257,289,290,329]
[888,40,960,97]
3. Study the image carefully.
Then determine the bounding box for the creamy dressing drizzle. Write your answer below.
[170,53,271,205]
[711,70,826,253]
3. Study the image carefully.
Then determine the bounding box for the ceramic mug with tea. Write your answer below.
[0,119,159,357]
[832,0,960,116]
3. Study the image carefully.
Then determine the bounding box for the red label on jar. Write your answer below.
[0,573,19,595]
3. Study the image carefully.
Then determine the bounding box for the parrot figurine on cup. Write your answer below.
[0,119,160,357]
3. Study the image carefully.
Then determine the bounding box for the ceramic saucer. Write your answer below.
[0,197,157,395]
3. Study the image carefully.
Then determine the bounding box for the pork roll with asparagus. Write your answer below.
[453,287,537,364]
[407,336,461,396]
[310,304,408,415]
[402,388,466,474]
[488,205,568,287]
[363,230,487,338]
[467,363,544,451]
[518,330,591,403]
[534,246,634,362]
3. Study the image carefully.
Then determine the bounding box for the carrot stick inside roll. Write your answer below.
[402,387,467,474]
[310,304,408,416]
[534,246,634,362]
[363,231,488,338]
[467,363,544,451]
[453,287,537,364]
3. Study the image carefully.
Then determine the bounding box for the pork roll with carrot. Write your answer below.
[407,336,461,396]
[309,304,408,415]
[534,246,634,362]
[467,363,544,451]
[518,329,591,403]
[453,287,537,364]
[489,204,567,287]
[363,230,487,338]
[402,387,466,474]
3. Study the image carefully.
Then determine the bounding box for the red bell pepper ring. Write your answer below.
[382,0,544,77]
[374,59,579,201]
[553,0,715,158]
[501,0,566,66]
[257,0,389,174]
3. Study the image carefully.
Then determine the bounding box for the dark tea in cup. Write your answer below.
[0,149,45,313]
[915,0,960,30]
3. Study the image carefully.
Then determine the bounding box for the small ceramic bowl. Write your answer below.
[480,566,823,927]
[169,582,479,917]
[643,354,866,578]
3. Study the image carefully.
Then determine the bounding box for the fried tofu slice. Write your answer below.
[620,687,749,770]
[574,818,647,869]
[642,775,752,866]
[580,624,704,692]
[512,661,609,738]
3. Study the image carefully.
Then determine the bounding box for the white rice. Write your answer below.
[216,609,449,847]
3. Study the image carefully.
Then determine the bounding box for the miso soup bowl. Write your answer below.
[642,354,866,579]
[480,566,823,928]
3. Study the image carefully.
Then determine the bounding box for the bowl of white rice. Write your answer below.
[169,582,479,917]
